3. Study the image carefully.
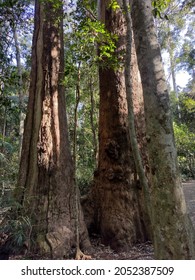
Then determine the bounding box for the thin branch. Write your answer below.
[84,7,97,21]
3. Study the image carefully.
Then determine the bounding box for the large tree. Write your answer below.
[131,0,195,259]
[89,0,149,251]
[16,0,90,258]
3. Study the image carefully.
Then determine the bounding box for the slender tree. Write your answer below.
[16,0,90,258]
[12,26,25,156]
[122,0,152,237]
[131,0,195,259]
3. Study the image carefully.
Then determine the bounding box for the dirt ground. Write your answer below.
[183,180,195,226]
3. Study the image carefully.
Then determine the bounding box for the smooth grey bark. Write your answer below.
[167,27,181,118]
[131,0,195,259]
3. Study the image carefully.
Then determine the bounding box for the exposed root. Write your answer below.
[75,248,92,260]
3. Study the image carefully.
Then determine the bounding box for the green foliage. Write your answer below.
[108,0,120,11]
[0,138,13,154]
[0,0,31,209]
[169,91,179,117]
[182,97,195,113]
[0,72,22,134]
[64,7,99,193]
[44,0,63,9]
[178,94,195,132]
[152,0,171,18]
[170,88,195,179]
[173,122,195,179]
[73,0,120,70]
[0,136,19,202]
[0,203,31,253]
[0,68,20,200]
[73,18,119,69]
[65,61,99,193]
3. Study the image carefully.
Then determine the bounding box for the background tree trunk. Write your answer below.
[89,75,98,165]
[12,26,25,157]
[16,0,90,258]
[131,0,195,259]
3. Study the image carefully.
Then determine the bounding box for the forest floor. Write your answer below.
[1,180,195,260]
[9,238,154,260]
[86,237,154,260]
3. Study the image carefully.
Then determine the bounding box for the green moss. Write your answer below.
[36,234,50,254]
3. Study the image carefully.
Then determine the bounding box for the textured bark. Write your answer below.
[92,0,146,251]
[16,0,90,258]
[131,0,195,259]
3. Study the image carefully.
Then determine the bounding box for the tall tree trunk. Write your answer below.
[12,26,25,156]
[16,0,90,258]
[122,0,152,238]
[0,106,7,195]
[167,26,181,119]
[73,63,81,168]
[131,0,195,259]
[93,0,146,251]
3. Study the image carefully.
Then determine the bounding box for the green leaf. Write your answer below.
[108,0,120,11]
